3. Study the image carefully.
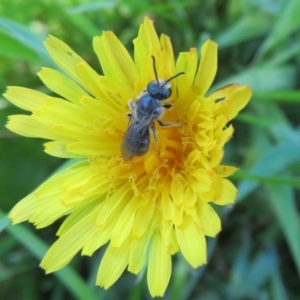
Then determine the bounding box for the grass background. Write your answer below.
[0,0,300,299]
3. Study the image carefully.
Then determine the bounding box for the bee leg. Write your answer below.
[150,123,160,155]
[157,120,183,127]
[127,100,138,119]
[128,100,135,110]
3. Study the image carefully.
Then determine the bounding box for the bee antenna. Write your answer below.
[151,55,159,84]
[163,71,185,86]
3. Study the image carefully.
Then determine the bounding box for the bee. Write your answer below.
[121,56,184,161]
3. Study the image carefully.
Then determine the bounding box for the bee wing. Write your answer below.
[121,116,153,161]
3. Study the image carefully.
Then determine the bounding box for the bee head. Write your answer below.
[147,80,172,100]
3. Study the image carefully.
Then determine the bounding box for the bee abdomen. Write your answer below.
[136,138,150,156]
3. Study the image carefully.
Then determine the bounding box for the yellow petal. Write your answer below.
[160,219,179,254]
[190,169,212,194]
[160,51,176,80]
[214,165,239,177]
[45,124,100,143]
[214,124,234,147]
[98,75,133,103]
[188,99,201,122]
[184,185,198,208]
[82,198,129,256]
[128,219,155,274]
[176,48,198,88]
[40,203,100,272]
[143,17,161,53]
[133,17,161,78]
[57,196,101,237]
[76,63,109,100]
[160,34,174,62]
[215,85,252,120]
[33,97,94,127]
[96,187,132,227]
[97,240,131,289]
[173,204,184,227]
[6,115,55,139]
[79,95,124,126]
[80,175,109,195]
[67,141,119,157]
[194,40,218,96]
[175,214,207,267]
[171,176,184,205]
[213,178,237,205]
[30,196,73,228]
[93,32,138,86]
[33,161,87,199]
[196,202,221,237]
[208,147,224,168]
[44,35,100,93]
[160,190,174,221]
[132,199,155,237]
[38,68,89,104]
[208,84,240,99]
[147,231,171,297]
[111,196,143,247]
[59,188,86,205]
[4,87,46,111]
[9,193,41,224]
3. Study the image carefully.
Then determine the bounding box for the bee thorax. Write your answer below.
[136,95,163,119]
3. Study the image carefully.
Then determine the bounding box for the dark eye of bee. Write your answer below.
[147,81,172,100]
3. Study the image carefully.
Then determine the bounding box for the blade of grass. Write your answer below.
[176,238,217,300]
[234,172,300,188]
[67,1,116,14]
[236,112,278,129]
[229,247,278,297]
[0,210,99,300]
[0,31,39,61]
[255,0,300,60]
[270,269,289,300]
[214,65,296,92]
[0,17,48,59]
[253,90,300,103]
[237,130,300,201]
[265,184,300,276]
[215,12,272,49]
[260,40,300,68]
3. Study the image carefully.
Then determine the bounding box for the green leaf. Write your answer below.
[175,238,217,300]
[237,131,300,201]
[0,210,99,300]
[256,0,300,59]
[234,172,300,188]
[236,113,279,130]
[214,65,296,92]
[245,248,277,289]
[260,39,300,67]
[254,90,300,103]
[0,17,48,60]
[0,31,39,61]
[249,99,292,138]
[215,12,272,48]
[0,215,10,233]
[270,269,289,300]
[67,1,117,14]
[228,245,278,298]
[266,185,300,276]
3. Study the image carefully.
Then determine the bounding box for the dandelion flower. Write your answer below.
[5,17,252,297]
